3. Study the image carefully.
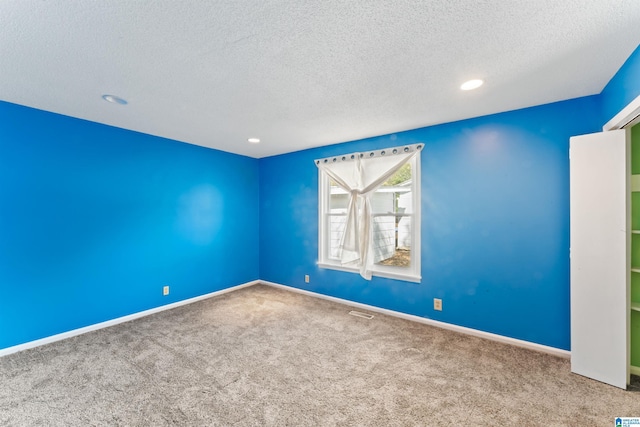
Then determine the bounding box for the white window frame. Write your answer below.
[317,153,421,283]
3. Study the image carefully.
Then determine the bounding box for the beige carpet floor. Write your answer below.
[1,284,639,426]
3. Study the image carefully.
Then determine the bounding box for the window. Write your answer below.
[316,145,421,282]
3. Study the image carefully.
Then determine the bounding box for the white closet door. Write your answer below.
[570,129,629,389]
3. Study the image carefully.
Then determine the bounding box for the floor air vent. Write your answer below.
[348,311,374,319]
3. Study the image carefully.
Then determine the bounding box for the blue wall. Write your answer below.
[601,44,640,124]
[259,96,602,350]
[3,44,639,353]
[0,102,259,350]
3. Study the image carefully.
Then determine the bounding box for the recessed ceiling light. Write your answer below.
[248,138,261,144]
[102,94,128,105]
[460,79,484,91]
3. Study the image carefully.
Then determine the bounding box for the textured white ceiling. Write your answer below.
[1,1,640,158]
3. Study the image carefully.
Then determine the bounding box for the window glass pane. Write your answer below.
[382,163,411,187]
[329,179,348,213]
[372,163,412,214]
[374,215,411,267]
[328,214,346,260]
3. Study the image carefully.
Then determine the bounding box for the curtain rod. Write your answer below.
[314,143,423,165]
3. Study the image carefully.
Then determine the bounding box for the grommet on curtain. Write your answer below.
[314,142,423,166]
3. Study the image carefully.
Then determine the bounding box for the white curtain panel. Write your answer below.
[316,144,421,280]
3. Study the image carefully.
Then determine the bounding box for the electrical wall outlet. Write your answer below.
[434,298,442,311]
[305,275,310,283]
[163,285,170,296]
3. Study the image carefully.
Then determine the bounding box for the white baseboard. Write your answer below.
[1,279,571,360]
[261,280,571,359]
[631,365,640,376]
[0,280,260,358]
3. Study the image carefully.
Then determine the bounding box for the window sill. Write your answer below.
[317,262,421,283]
